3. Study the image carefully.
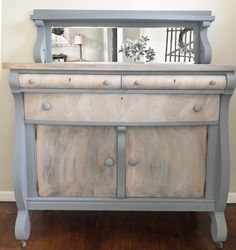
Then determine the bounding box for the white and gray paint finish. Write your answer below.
[7,63,236,247]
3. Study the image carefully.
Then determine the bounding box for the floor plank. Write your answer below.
[0,202,235,250]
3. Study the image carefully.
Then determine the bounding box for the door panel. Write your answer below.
[36,125,117,197]
[126,126,207,198]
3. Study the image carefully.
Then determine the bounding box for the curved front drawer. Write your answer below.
[24,93,219,122]
[123,75,226,89]
[19,74,121,88]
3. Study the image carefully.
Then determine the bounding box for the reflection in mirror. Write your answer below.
[52,27,70,47]
[51,27,194,63]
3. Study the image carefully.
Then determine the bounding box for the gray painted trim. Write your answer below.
[13,93,31,240]
[9,70,19,92]
[193,25,200,64]
[117,127,126,198]
[205,125,219,199]
[210,212,227,242]
[200,21,212,64]
[13,94,27,210]
[225,72,236,93]
[15,210,31,241]
[27,199,215,211]
[27,196,214,202]
[47,20,199,29]
[34,20,46,63]
[31,10,215,22]
[14,89,225,95]
[25,124,37,197]
[45,23,52,63]
[24,120,220,127]
[215,95,231,211]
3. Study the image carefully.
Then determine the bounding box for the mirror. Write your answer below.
[51,27,194,64]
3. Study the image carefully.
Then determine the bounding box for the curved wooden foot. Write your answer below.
[210,212,227,243]
[15,210,31,241]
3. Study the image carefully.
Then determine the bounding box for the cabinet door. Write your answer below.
[36,125,117,197]
[126,126,207,198]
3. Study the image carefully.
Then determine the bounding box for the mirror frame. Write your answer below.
[31,10,215,64]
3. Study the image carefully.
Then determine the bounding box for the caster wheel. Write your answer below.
[22,241,27,248]
[215,241,223,249]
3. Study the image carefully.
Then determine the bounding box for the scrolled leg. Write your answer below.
[210,212,227,247]
[15,210,31,241]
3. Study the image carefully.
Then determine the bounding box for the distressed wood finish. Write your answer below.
[36,125,117,197]
[3,62,236,72]
[123,75,226,89]
[126,126,207,197]
[7,60,236,247]
[5,9,236,247]
[19,74,121,88]
[24,93,219,122]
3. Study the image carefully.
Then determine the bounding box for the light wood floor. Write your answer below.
[0,202,236,250]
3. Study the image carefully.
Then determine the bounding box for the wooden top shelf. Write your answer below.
[2,63,236,72]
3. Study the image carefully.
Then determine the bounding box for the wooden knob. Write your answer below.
[134,80,139,86]
[209,80,216,86]
[103,79,110,86]
[28,79,36,85]
[193,104,202,112]
[128,159,139,166]
[104,158,114,167]
[41,103,50,111]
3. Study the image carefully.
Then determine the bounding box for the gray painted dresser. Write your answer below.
[4,9,236,248]
[4,62,236,248]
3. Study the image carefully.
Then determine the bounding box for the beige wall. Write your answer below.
[1,0,236,192]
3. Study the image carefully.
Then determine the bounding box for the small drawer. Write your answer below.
[24,93,219,123]
[19,74,121,88]
[122,75,226,89]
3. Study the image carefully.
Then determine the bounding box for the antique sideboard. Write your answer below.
[3,9,236,248]
[4,62,236,248]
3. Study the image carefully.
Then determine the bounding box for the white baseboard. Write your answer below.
[227,192,236,203]
[0,191,236,203]
[0,191,15,201]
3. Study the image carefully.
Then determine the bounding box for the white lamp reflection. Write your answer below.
[74,34,85,61]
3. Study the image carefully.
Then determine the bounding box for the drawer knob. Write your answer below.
[28,79,36,85]
[103,79,110,86]
[128,159,139,166]
[134,80,139,86]
[209,80,216,86]
[193,104,202,112]
[41,103,51,111]
[104,158,114,167]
